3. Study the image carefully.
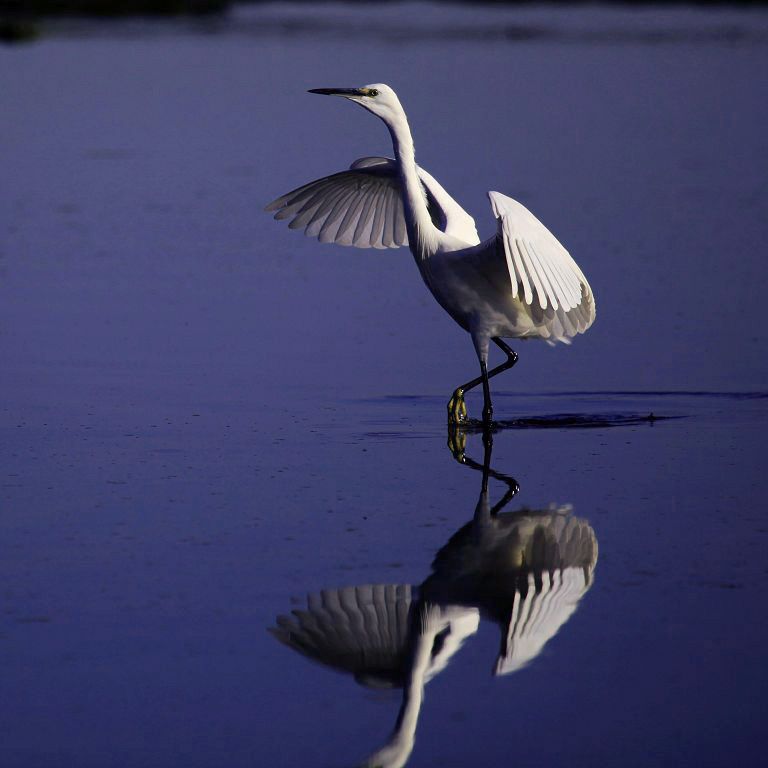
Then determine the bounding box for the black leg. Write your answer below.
[447,338,518,424]
[458,340,518,398]
[446,422,520,519]
[481,361,492,424]
[480,423,493,494]
[492,337,518,364]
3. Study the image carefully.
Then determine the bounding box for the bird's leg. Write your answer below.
[492,337,519,369]
[490,479,520,517]
[480,361,493,424]
[483,339,518,423]
[447,340,517,424]
[481,423,493,476]
[446,422,520,519]
[480,360,493,424]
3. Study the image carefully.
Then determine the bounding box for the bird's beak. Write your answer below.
[308,88,370,98]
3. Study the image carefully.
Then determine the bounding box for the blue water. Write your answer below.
[1,4,767,767]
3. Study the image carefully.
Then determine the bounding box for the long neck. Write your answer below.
[394,626,432,740]
[387,114,438,259]
[360,619,432,768]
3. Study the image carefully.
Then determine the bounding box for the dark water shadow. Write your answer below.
[355,390,767,435]
[478,390,767,430]
[508,390,768,401]
[463,412,681,431]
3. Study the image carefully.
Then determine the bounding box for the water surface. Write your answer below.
[1,4,767,767]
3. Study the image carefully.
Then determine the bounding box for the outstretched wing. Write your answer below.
[266,157,478,249]
[488,191,591,315]
[269,584,414,689]
[266,158,406,249]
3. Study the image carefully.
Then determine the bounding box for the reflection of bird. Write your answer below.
[269,429,598,768]
[272,593,478,768]
[425,505,596,676]
[269,584,415,689]
[267,84,595,424]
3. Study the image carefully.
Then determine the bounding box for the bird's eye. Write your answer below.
[368,88,379,97]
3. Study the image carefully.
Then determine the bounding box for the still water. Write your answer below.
[2,4,767,767]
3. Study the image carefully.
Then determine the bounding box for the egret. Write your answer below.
[266,84,595,424]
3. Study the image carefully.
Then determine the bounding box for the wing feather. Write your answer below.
[393,191,408,245]
[306,180,356,234]
[530,239,562,311]
[336,187,370,246]
[517,237,549,310]
[269,185,324,218]
[352,187,377,246]
[511,237,532,305]
[277,178,347,223]
[317,187,358,244]
[532,239,575,310]
[266,160,405,250]
[539,239,580,309]
[270,584,413,688]
[489,191,593,317]
[267,156,478,249]
[285,179,340,228]
[382,186,396,248]
[288,184,342,231]
[369,185,389,249]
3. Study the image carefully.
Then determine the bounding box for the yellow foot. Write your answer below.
[447,388,467,425]
[447,423,467,463]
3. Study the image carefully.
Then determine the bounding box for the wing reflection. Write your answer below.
[270,427,598,768]
[270,583,414,689]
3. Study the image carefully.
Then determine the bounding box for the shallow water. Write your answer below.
[2,4,767,767]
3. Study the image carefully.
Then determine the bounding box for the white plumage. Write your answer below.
[270,507,597,768]
[269,584,414,688]
[267,84,595,423]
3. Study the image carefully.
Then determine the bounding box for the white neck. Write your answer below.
[385,112,439,260]
[360,620,432,768]
[360,605,479,768]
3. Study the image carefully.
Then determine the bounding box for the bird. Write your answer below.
[266,84,595,424]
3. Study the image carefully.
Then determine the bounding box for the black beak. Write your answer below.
[308,88,366,97]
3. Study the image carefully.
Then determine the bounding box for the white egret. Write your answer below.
[266,84,595,424]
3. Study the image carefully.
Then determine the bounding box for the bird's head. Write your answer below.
[308,83,404,124]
